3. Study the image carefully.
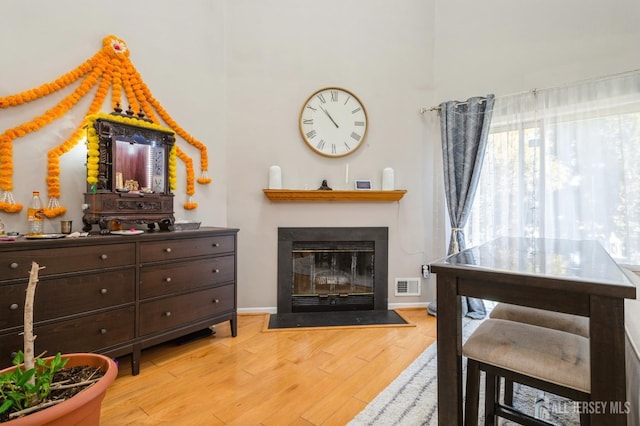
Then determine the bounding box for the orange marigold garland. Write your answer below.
[121,64,157,123]
[168,144,177,191]
[127,61,211,184]
[0,54,97,109]
[0,64,104,213]
[0,34,206,213]
[44,72,113,217]
[175,146,197,210]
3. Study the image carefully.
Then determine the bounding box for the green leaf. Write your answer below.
[0,399,15,414]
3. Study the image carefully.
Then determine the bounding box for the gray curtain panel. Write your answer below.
[428,94,495,319]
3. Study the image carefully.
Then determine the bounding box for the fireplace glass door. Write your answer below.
[291,241,375,312]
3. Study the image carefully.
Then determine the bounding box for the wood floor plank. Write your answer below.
[100,308,436,425]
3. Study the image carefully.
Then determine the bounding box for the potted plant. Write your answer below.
[0,262,118,424]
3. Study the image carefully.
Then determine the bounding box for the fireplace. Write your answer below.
[277,227,388,313]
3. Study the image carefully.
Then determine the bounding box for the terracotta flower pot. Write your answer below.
[1,353,118,426]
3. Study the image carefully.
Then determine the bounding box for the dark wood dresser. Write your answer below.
[0,227,238,375]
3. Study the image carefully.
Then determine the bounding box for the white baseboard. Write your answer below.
[237,307,277,314]
[388,302,430,310]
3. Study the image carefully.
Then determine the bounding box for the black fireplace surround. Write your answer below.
[277,227,388,313]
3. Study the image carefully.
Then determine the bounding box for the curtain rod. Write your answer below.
[419,68,640,114]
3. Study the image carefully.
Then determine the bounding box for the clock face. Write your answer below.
[299,87,368,157]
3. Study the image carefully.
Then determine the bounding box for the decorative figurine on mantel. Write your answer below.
[318,180,332,190]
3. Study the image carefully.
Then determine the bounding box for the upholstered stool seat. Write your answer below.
[488,303,590,407]
[489,303,589,337]
[463,318,590,426]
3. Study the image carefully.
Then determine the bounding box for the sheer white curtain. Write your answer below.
[467,71,640,264]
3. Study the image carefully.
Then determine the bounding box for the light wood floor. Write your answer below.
[100,308,437,425]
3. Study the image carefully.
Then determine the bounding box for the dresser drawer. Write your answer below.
[140,256,234,299]
[0,306,135,368]
[1,269,135,330]
[139,284,234,336]
[140,235,234,263]
[0,243,135,280]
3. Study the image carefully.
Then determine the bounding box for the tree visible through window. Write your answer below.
[466,74,640,264]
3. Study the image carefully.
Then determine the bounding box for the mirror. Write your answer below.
[88,113,175,194]
[115,138,165,193]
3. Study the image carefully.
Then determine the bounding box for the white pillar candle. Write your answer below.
[268,165,282,189]
[382,167,395,190]
[345,163,349,186]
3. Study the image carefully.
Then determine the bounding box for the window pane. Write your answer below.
[468,104,640,264]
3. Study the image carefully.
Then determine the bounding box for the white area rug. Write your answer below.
[349,312,581,426]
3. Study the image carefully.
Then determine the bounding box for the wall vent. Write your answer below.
[395,277,421,296]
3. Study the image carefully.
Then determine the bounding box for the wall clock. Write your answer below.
[299,87,368,157]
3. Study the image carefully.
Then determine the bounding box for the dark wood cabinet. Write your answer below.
[81,114,177,233]
[0,227,238,375]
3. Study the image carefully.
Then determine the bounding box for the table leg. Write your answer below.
[437,274,463,425]
[590,295,627,425]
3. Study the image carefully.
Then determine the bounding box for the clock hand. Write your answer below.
[319,105,339,128]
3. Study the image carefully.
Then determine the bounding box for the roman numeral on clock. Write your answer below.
[306,129,317,139]
[303,118,313,125]
[316,139,325,150]
[331,90,338,102]
[350,132,361,141]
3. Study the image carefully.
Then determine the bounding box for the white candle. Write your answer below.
[382,167,395,190]
[268,165,282,189]
[345,163,349,186]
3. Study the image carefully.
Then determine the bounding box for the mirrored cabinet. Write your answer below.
[82,111,176,233]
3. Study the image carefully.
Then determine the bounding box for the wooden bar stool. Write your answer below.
[463,318,591,426]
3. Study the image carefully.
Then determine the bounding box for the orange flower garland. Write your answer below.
[44,72,113,217]
[175,146,197,210]
[126,61,212,184]
[0,65,104,213]
[0,34,209,214]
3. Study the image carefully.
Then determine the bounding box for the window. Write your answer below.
[466,73,640,264]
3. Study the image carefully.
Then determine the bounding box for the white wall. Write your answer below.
[225,0,436,311]
[2,0,639,312]
[433,0,640,100]
[0,0,227,234]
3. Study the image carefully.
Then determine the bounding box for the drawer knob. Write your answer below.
[164,311,172,317]
[100,328,107,334]
[10,262,18,269]
[213,243,220,247]
[100,254,108,260]
[213,299,220,304]
[100,288,108,294]
[9,303,19,310]
[213,269,220,273]
[165,247,172,253]
[165,277,172,283]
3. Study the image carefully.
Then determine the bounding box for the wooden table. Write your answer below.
[430,237,636,425]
